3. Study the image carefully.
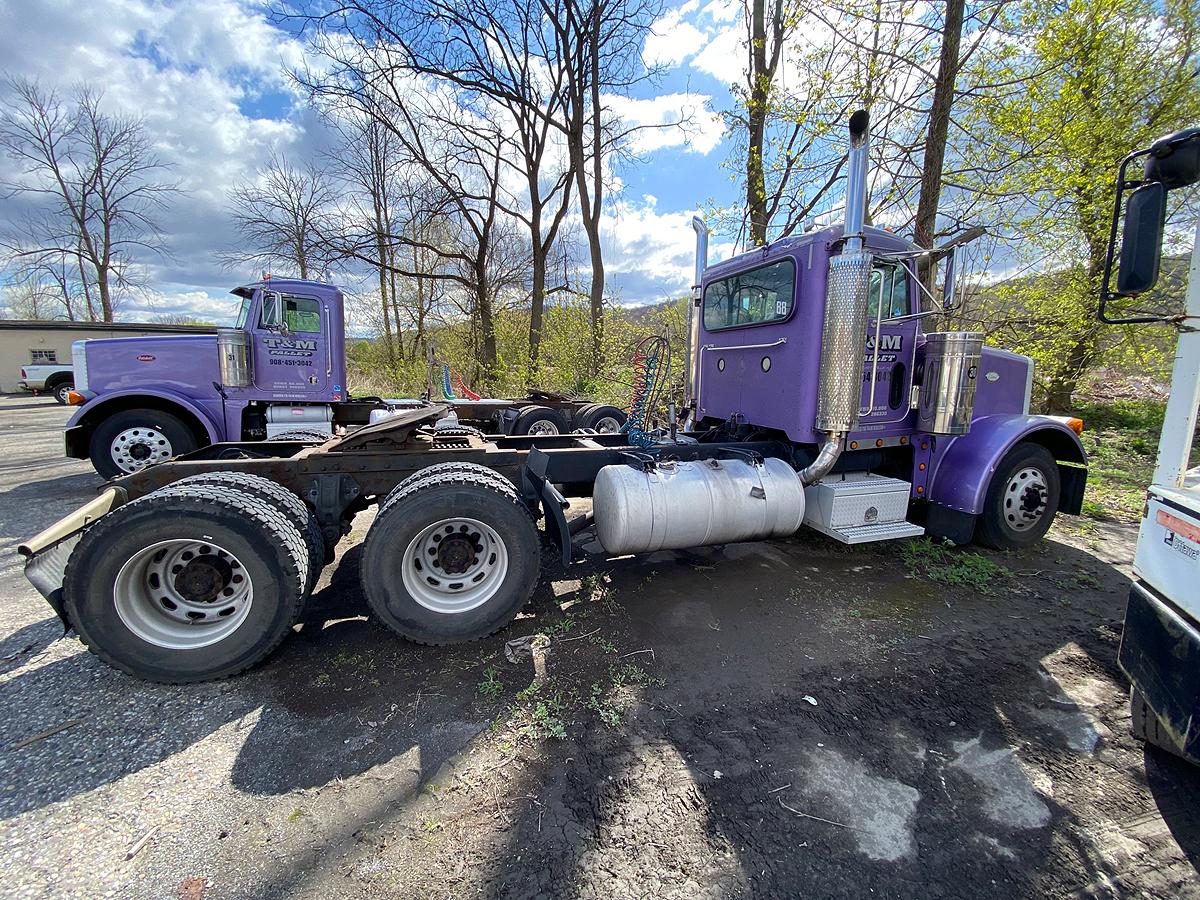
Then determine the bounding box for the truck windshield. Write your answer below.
[703,259,795,331]
[235,297,252,328]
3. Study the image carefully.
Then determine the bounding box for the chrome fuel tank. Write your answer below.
[593,456,806,555]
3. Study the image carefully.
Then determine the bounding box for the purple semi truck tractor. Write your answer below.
[64,284,621,478]
[18,109,1087,683]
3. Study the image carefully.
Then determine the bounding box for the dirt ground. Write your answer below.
[1,394,1198,898]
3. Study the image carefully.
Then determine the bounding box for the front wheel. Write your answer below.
[975,442,1061,550]
[52,382,74,405]
[88,408,198,479]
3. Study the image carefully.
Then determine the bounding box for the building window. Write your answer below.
[30,350,57,364]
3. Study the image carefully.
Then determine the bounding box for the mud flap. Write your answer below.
[520,448,572,567]
[23,534,81,633]
[1118,579,1200,760]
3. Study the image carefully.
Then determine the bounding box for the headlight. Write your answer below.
[71,340,89,392]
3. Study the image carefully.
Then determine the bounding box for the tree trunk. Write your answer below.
[747,0,771,247]
[375,228,396,367]
[529,240,546,375]
[96,265,114,322]
[914,0,966,294]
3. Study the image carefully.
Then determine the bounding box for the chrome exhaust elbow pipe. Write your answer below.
[799,434,844,485]
[691,216,709,289]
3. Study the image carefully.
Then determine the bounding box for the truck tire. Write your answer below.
[89,408,199,479]
[974,442,1061,550]
[360,470,541,645]
[513,405,568,436]
[50,380,74,405]
[1130,688,1198,763]
[380,462,517,512]
[168,472,327,591]
[578,404,627,433]
[62,484,308,683]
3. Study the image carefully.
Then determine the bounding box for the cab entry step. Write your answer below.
[803,473,925,544]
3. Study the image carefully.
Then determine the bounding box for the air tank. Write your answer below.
[593,456,806,555]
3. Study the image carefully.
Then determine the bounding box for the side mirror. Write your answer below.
[261,291,285,330]
[942,246,959,312]
[1115,182,1167,296]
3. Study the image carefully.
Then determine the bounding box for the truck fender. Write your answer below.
[64,389,222,457]
[926,414,1087,517]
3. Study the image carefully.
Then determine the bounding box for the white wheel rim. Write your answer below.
[594,416,622,433]
[111,426,173,473]
[527,419,560,436]
[56,385,71,401]
[114,539,253,649]
[402,517,509,614]
[1004,466,1049,532]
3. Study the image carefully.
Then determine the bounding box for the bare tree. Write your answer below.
[222,152,336,280]
[0,77,178,322]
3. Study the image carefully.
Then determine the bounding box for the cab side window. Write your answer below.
[261,295,322,333]
[703,259,796,331]
[867,262,911,320]
[283,297,322,333]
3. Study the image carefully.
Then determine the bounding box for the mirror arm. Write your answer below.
[1099,148,1166,324]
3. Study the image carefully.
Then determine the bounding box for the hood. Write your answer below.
[84,334,220,396]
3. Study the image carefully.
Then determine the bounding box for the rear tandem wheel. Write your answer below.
[63,483,309,683]
[360,469,541,645]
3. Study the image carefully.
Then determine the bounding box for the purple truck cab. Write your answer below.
[689,219,1086,547]
[65,280,352,478]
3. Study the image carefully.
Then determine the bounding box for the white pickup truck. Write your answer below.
[18,363,75,404]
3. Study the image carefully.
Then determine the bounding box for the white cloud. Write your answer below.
[600,198,735,303]
[643,7,709,68]
[605,92,725,155]
[690,24,745,86]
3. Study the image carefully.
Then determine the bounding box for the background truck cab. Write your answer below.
[66,279,350,478]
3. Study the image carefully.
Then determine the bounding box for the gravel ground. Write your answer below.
[0,394,1198,898]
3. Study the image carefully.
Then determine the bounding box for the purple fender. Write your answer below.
[64,388,224,458]
[926,414,1088,516]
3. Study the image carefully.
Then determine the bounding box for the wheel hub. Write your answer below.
[404,517,508,613]
[111,426,173,473]
[174,555,233,603]
[1005,466,1049,532]
[114,539,253,649]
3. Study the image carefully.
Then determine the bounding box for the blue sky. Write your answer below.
[0,0,756,326]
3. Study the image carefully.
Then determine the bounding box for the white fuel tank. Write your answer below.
[593,457,806,555]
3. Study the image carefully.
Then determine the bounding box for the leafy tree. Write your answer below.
[963,0,1200,410]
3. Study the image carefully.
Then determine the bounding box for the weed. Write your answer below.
[581,572,614,605]
[589,633,618,654]
[422,819,444,833]
[547,614,577,636]
[312,672,331,688]
[900,539,1008,592]
[526,700,567,739]
[587,682,623,728]
[287,807,302,822]
[477,666,504,700]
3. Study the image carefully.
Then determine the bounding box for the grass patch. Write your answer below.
[1072,399,1167,523]
[477,666,504,701]
[900,539,1008,592]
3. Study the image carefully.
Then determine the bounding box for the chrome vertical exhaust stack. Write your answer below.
[684,216,709,415]
[800,109,875,485]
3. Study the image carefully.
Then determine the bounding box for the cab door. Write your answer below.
[251,291,330,400]
[858,260,918,427]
